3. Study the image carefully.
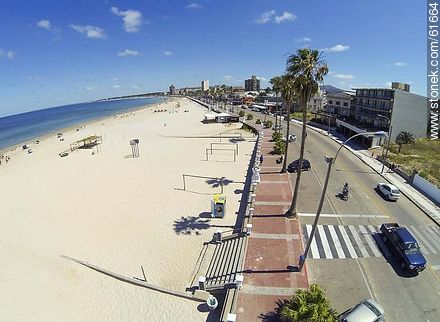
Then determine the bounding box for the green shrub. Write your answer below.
[274,140,286,155]
[246,114,253,120]
[239,111,245,117]
[256,119,261,124]
[264,120,273,128]
[272,131,282,142]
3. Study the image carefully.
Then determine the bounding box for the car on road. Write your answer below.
[338,299,385,322]
[380,223,427,272]
[287,159,311,172]
[376,183,400,201]
[282,134,297,143]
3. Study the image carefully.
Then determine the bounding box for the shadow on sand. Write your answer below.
[173,216,234,235]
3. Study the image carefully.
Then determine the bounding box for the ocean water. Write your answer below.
[0,97,165,150]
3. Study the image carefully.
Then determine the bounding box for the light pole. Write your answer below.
[378,114,393,174]
[298,130,388,271]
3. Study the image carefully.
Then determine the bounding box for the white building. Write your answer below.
[307,88,327,112]
[202,80,209,91]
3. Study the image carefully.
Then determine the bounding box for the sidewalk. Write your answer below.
[235,129,308,321]
[291,119,440,226]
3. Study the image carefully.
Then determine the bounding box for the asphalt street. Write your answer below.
[241,107,440,322]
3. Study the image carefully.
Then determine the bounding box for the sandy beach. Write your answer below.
[0,98,254,321]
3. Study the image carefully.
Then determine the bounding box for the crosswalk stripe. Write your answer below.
[348,225,370,258]
[328,225,346,258]
[431,226,440,239]
[317,225,333,259]
[306,225,319,259]
[409,226,437,254]
[426,226,440,244]
[359,225,381,257]
[338,226,358,258]
[425,227,440,251]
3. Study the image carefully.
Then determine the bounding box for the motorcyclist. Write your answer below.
[343,182,349,193]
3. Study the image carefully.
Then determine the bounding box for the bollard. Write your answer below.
[226,313,237,322]
[198,276,206,290]
[235,274,244,289]
[246,223,252,236]
[248,207,254,217]
[251,193,256,202]
[213,230,222,243]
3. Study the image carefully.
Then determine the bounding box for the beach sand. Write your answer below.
[0,98,254,321]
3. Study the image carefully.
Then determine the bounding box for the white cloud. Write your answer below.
[385,82,392,88]
[257,76,268,81]
[323,44,350,52]
[255,10,276,24]
[70,24,106,38]
[117,49,139,56]
[163,50,173,56]
[394,62,407,66]
[0,49,15,59]
[296,37,311,42]
[274,11,297,24]
[132,85,140,89]
[186,3,202,9]
[113,85,121,89]
[333,74,355,80]
[86,86,97,91]
[111,7,142,33]
[223,75,233,81]
[37,19,51,30]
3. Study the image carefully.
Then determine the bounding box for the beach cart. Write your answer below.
[211,194,226,218]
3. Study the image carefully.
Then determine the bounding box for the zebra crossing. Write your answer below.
[302,224,440,259]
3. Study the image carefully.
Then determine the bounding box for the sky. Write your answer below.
[0,0,427,117]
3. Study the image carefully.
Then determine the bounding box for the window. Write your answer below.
[336,101,340,105]
[343,102,348,106]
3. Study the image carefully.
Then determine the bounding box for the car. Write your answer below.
[282,134,297,143]
[376,183,400,201]
[287,159,311,172]
[338,299,385,322]
[380,223,427,272]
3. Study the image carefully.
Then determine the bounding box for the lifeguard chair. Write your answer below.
[211,194,226,218]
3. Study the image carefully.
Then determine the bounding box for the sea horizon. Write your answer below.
[0,96,166,150]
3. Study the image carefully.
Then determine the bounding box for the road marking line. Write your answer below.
[328,225,346,258]
[348,225,370,258]
[409,226,437,254]
[317,225,333,259]
[306,225,320,259]
[338,226,358,258]
[427,226,440,244]
[359,225,381,257]
[298,213,389,218]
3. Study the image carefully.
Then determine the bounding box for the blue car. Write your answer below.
[380,223,427,272]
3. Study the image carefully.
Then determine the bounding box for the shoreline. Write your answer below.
[0,97,172,156]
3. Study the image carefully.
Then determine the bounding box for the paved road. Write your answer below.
[240,107,440,322]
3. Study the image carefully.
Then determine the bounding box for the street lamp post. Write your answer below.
[298,131,388,271]
[378,114,393,174]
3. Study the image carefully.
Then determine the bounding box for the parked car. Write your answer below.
[380,223,427,272]
[282,134,297,143]
[287,159,311,172]
[338,299,385,322]
[376,183,400,201]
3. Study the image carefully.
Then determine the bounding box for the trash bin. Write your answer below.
[206,296,218,311]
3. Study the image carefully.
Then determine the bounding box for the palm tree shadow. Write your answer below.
[173,216,234,235]
[206,178,234,187]
[258,299,287,322]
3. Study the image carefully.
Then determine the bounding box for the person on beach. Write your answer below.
[260,155,264,164]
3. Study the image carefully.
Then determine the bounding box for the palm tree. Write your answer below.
[395,131,415,153]
[285,48,329,218]
[280,75,296,173]
[280,284,338,322]
[270,76,283,132]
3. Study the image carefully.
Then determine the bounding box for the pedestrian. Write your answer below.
[260,154,264,164]
[391,163,395,172]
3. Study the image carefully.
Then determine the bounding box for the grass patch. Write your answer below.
[290,112,313,121]
[387,139,440,187]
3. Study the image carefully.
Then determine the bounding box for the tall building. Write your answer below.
[245,75,260,92]
[336,82,428,147]
[169,84,176,95]
[201,80,209,91]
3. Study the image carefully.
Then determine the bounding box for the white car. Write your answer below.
[339,299,385,322]
[282,134,297,143]
[377,183,400,201]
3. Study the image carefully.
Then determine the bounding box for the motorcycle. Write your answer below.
[338,183,350,201]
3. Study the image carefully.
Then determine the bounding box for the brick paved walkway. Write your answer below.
[235,129,308,321]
